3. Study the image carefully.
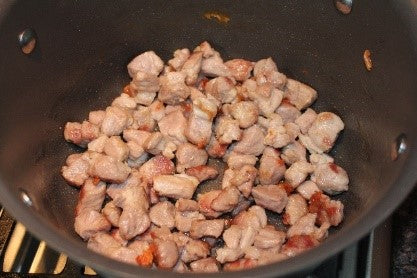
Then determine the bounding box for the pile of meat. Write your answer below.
[61,41,349,272]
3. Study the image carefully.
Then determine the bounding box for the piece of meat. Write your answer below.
[211,186,240,213]
[231,197,253,217]
[215,116,242,144]
[190,219,225,239]
[158,72,191,105]
[143,132,177,158]
[233,125,265,156]
[181,52,203,85]
[223,258,258,271]
[185,97,218,147]
[286,213,330,241]
[103,136,129,161]
[153,174,199,199]
[239,226,257,250]
[138,155,175,184]
[206,135,228,158]
[225,59,254,82]
[223,225,242,249]
[282,235,319,257]
[112,93,137,110]
[153,238,179,269]
[87,135,108,153]
[64,121,100,147]
[185,165,219,182]
[254,225,286,249]
[309,153,334,165]
[230,101,259,128]
[190,257,219,273]
[225,152,257,170]
[296,181,321,200]
[158,110,187,145]
[130,71,159,106]
[127,51,164,77]
[284,161,314,188]
[101,106,133,136]
[229,165,257,198]
[122,129,151,147]
[181,239,210,263]
[251,185,288,213]
[276,102,301,124]
[175,210,206,233]
[201,53,231,77]
[61,154,90,187]
[176,198,199,212]
[264,114,295,148]
[295,108,317,134]
[149,100,165,121]
[311,162,349,194]
[248,83,284,117]
[197,190,223,218]
[216,247,243,264]
[253,57,287,89]
[133,106,156,132]
[87,232,122,257]
[75,178,106,216]
[87,153,131,183]
[205,77,237,104]
[173,260,189,272]
[102,201,122,227]
[126,140,144,159]
[281,140,307,165]
[282,194,308,226]
[89,110,105,126]
[283,79,317,110]
[107,175,150,239]
[309,192,344,226]
[306,112,345,153]
[231,205,267,231]
[258,147,286,185]
[74,210,111,240]
[175,143,208,172]
[168,48,190,71]
[149,201,176,229]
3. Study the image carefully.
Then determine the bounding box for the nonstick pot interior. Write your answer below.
[0,0,416,277]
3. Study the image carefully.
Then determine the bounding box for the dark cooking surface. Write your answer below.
[391,186,417,277]
[0,0,416,277]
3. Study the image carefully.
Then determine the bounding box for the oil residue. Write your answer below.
[203,11,230,24]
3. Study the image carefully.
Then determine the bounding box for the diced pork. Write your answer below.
[253,225,286,249]
[282,194,308,225]
[88,153,131,183]
[295,108,317,134]
[281,235,319,257]
[103,136,129,161]
[153,238,179,269]
[230,101,259,128]
[74,210,111,240]
[112,93,137,110]
[306,112,345,153]
[64,121,100,147]
[158,72,191,105]
[197,190,223,218]
[229,165,257,198]
[127,51,164,77]
[284,161,314,188]
[89,110,105,126]
[281,141,307,165]
[296,181,321,200]
[153,174,199,199]
[201,53,231,77]
[258,147,286,185]
[130,71,159,106]
[215,116,242,144]
[138,155,175,184]
[61,154,90,187]
[102,201,122,227]
[253,58,287,89]
[225,59,254,82]
[190,257,219,273]
[283,79,317,110]
[309,192,344,226]
[168,48,190,71]
[181,239,210,263]
[158,110,187,145]
[185,165,219,182]
[182,52,203,85]
[205,77,237,103]
[276,102,301,124]
[251,185,288,213]
[149,201,176,229]
[175,143,208,173]
[311,162,349,194]
[211,186,240,213]
[233,125,265,156]
[225,152,257,170]
[248,83,283,117]
[190,219,225,239]
[101,106,133,136]
[206,135,228,158]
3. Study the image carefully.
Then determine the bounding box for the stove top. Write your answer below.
[0,188,413,278]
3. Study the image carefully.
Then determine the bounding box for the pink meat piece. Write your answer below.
[311,162,349,195]
[127,51,164,77]
[295,108,317,134]
[153,174,199,199]
[225,59,254,82]
[101,106,133,136]
[205,77,237,104]
[275,102,301,124]
[153,238,179,269]
[149,201,176,229]
[89,110,105,126]
[102,201,122,227]
[175,142,208,173]
[158,110,188,145]
[130,71,160,106]
[258,147,286,185]
[158,72,191,105]
[283,79,317,110]
[233,125,265,156]
[61,154,90,187]
[138,155,175,184]
[253,57,287,89]
[282,194,308,226]
[306,112,345,153]
[64,121,100,147]
[230,101,259,128]
[181,52,203,85]
[201,53,231,77]
[197,190,223,218]
[185,165,219,182]
[251,184,288,213]
[190,257,219,273]
[284,161,314,188]
[215,116,242,144]
[190,219,225,239]
[281,140,307,165]
[168,48,190,71]
[88,153,131,183]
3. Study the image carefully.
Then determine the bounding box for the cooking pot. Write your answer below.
[0,0,416,277]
